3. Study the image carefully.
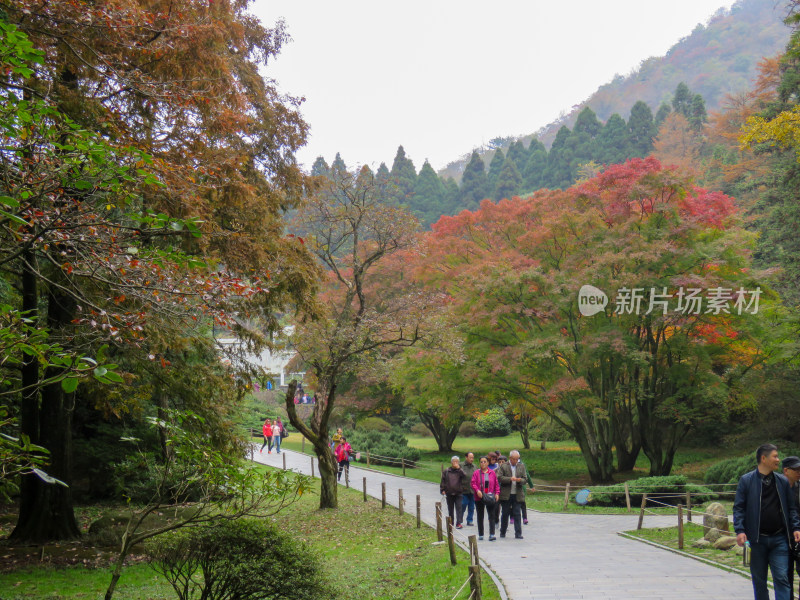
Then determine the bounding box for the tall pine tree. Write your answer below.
[414,161,446,225]
[628,101,656,158]
[487,149,506,194]
[460,151,489,210]
[494,156,522,200]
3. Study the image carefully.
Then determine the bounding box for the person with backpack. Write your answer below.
[471,455,500,541]
[441,456,467,529]
[260,418,273,453]
[334,437,353,482]
[461,452,477,526]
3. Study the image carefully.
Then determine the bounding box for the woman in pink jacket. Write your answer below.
[471,455,500,541]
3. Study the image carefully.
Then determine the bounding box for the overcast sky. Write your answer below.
[252,1,743,172]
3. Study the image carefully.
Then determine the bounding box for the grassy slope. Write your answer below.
[0,478,500,600]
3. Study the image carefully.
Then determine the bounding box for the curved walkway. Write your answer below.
[252,448,753,600]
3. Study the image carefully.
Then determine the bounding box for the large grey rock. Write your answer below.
[703,502,729,535]
[713,536,738,550]
[692,538,712,548]
[704,527,723,543]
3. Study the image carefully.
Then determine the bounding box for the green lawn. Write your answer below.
[0,476,501,600]
[623,523,753,578]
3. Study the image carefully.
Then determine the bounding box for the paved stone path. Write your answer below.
[252,448,754,600]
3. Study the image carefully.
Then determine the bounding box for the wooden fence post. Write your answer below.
[399,489,404,515]
[345,466,349,488]
[637,493,648,530]
[402,458,406,477]
[625,482,631,513]
[363,477,367,502]
[381,482,386,509]
[302,437,306,453]
[366,449,370,466]
[469,565,482,600]
[678,504,684,549]
[416,495,421,528]
[447,517,457,565]
[310,456,314,478]
[686,491,692,522]
[563,483,571,510]
[282,453,287,470]
[468,534,479,564]
[436,502,443,541]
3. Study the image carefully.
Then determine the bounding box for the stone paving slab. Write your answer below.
[252,448,754,600]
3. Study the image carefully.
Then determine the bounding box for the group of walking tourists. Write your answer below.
[735,443,800,600]
[260,417,287,454]
[440,450,534,541]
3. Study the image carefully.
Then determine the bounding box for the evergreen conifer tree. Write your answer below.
[494,156,522,200]
[628,101,656,158]
[542,126,574,189]
[507,140,529,174]
[310,156,330,177]
[655,103,671,127]
[689,94,708,130]
[414,161,446,225]
[672,82,693,117]
[460,151,489,210]
[523,146,548,191]
[389,145,417,203]
[331,152,348,176]
[596,113,630,165]
[487,149,506,193]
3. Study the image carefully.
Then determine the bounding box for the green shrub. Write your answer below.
[588,475,714,507]
[146,518,332,600]
[703,454,754,485]
[475,408,511,437]
[356,416,392,432]
[348,428,420,466]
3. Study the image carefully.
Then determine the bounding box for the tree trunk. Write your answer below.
[14,252,40,537]
[11,286,81,542]
[284,380,338,509]
[417,411,461,452]
[519,427,530,450]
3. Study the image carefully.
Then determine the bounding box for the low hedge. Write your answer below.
[348,428,420,467]
[588,475,714,507]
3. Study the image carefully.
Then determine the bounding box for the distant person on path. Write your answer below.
[519,458,535,525]
[734,443,800,600]
[273,417,285,454]
[461,452,477,526]
[335,436,353,482]
[331,427,343,449]
[782,456,800,508]
[472,456,500,542]
[260,418,273,453]
[441,456,467,529]
[498,450,527,540]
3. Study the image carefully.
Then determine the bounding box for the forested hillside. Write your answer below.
[441,0,789,181]
[311,0,791,227]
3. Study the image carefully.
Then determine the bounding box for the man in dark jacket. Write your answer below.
[461,452,477,526]
[497,450,527,540]
[734,443,800,600]
[441,456,466,529]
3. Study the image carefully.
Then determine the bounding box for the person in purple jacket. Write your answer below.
[471,455,500,541]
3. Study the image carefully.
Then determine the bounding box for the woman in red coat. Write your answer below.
[260,418,273,453]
